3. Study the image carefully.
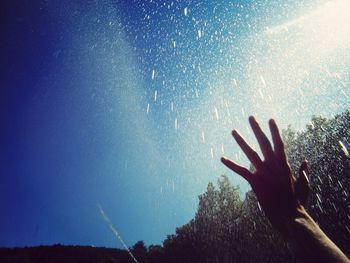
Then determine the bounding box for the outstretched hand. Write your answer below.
[221,116,309,235]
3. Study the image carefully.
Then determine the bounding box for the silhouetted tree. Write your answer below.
[282,111,350,255]
[159,111,350,263]
[147,245,164,263]
[2,111,349,263]
[131,241,148,263]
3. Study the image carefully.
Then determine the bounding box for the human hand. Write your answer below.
[221,116,310,235]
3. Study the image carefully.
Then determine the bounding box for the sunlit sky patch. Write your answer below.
[1,0,349,248]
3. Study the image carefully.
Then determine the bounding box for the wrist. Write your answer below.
[284,205,313,238]
[284,207,350,263]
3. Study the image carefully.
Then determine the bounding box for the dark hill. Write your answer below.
[0,244,134,263]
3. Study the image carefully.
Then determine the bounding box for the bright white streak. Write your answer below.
[174,118,178,130]
[266,0,350,50]
[98,205,139,263]
[184,7,188,16]
[339,141,349,157]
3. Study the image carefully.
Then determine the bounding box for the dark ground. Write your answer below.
[0,244,135,263]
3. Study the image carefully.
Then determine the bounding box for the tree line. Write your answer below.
[132,110,350,263]
[1,111,349,263]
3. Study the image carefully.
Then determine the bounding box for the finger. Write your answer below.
[232,129,263,168]
[299,160,309,177]
[268,119,287,162]
[249,116,274,161]
[221,157,253,182]
[295,161,310,205]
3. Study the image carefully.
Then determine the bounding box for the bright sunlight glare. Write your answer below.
[267,0,350,51]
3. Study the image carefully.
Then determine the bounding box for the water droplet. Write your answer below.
[213,106,219,120]
[174,118,178,130]
[233,78,237,87]
[184,7,188,16]
[338,180,343,189]
[345,225,350,234]
[195,89,199,98]
[260,75,266,87]
[316,193,322,203]
[339,140,349,156]
[258,89,264,99]
[257,202,262,211]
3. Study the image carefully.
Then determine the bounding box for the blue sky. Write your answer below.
[1,0,349,248]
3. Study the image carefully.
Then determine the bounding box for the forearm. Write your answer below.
[288,207,349,263]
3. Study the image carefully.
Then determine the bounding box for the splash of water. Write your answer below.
[98,204,139,263]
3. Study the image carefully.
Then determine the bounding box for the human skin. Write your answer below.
[221,116,349,263]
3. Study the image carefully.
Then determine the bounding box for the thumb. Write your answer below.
[295,160,310,206]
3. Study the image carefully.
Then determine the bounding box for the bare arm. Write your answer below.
[221,116,349,263]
